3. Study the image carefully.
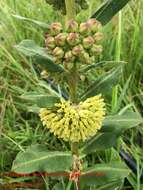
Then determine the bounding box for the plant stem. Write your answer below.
[65,0,78,155]
[68,63,78,104]
[65,0,76,21]
[64,4,80,190]
[71,142,78,155]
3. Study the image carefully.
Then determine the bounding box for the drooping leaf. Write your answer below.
[21,92,60,108]
[15,40,64,72]
[91,0,131,25]
[12,14,49,28]
[12,145,72,173]
[34,55,64,72]
[80,162,129,187]
[80,65,122,100]
[15,40,48,57]
[81,112,142,153]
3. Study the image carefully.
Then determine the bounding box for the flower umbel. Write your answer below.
[39,95,106,142]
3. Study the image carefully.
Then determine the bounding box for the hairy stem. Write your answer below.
[65,0,76,20]
[68,63,78,104]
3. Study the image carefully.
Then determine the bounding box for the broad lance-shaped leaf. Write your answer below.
[12,145,72,173]
[81,133,118,153]
[81,112,143,153]
[12,14,49,28]
[80,65,122,100]
[80,162,129,188]
[102,112,143,133]
[91,0,131,25]
[15,40,64,72]
[21,92,60,108]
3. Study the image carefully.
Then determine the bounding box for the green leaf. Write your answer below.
[34,55,64,72]
[12,14,49,28]
[80,162,129,187]
[91,0,131,25]
[81,133,118,153]
[21,92,60,108]
[102,112,143,133]
[81,112,142,153]
[15,40,64,72]
[79,61,108,73]
[15,40,48,57]
[12,145,72,174]
[80,65,122,100]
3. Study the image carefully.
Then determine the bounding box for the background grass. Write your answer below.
[0,0,143,189]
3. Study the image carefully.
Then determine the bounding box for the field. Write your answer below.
[0,0,143,189]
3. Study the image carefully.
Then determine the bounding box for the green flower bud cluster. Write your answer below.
[46,0,88,14]
[45,19,103,68]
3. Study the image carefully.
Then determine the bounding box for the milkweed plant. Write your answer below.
[12,0,143,189]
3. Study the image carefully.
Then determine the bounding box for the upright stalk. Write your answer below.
[65,0,78,155]
[65,2,80,185]
[65,0,76,21]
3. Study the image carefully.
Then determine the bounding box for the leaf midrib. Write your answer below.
[13,153,71,170]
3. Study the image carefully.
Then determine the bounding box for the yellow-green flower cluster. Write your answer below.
[39,95,105,142]
[45,19,103,68]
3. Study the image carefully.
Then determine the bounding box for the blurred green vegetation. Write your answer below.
[0,0,143,189]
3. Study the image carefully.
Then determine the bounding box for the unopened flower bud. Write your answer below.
[67,33,80,46]
[91,45,103,54]
[87,18,97,25]
[87,19,102,33]
[41,70,49,79]
[80,75,86,82]
[80,51,90,64]
[72,45,84,56]
[45,36,55,49]
[64,51,75,62]
[45,32,50,39]
[65,62,74,70]
[50,22,62,36]
[79,22,90,34]
[53,47,64,58]
[67,19,78,32]
[54,57,62,64]
[83,36,94,49]
[94,32,103,41]
[55,33,67,46]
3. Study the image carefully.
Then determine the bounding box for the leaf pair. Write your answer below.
[12,144,129,189]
